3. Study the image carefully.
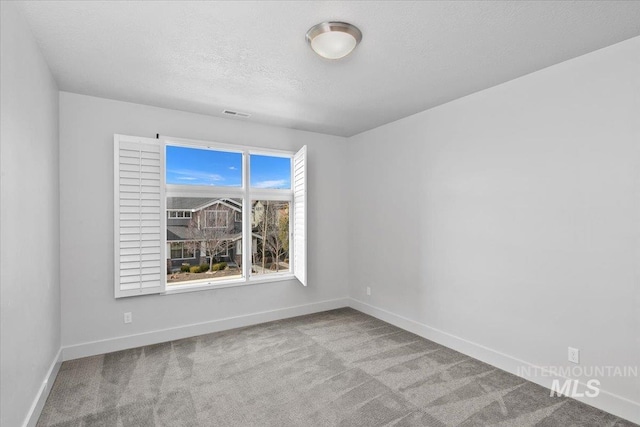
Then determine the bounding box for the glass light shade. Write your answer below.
[310,31,357,59]
[306,22,362,60]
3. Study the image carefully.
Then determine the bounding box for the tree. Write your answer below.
[185,210,229,271]
[278,205,289,255]
[254,201,289,272]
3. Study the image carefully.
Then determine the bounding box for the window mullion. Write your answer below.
[242,151,251,281]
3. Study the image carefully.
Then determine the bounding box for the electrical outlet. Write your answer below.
[568,347,579,364]
[124,312,132,324]
[366,286,371,296]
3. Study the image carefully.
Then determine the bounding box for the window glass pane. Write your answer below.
[250,155,291,189]
[166,145,242,187]
[170,242,184,259]
[167,197,243,285]
[251,200,290,276]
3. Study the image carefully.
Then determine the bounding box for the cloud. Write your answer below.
[228,166,237,170]
[253,179,288,189]
[168,169,224,185]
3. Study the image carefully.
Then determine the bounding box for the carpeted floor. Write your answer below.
[37,308,636,426]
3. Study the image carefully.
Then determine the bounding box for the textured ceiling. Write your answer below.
[16,1,640,137]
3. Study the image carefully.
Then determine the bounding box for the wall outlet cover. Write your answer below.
[568,347,579,364]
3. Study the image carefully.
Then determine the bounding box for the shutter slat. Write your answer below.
[120,262,141,270]
[120,275,142,284]
[120,241,141,248]
[120,201,141,208]
[120,164,141,172]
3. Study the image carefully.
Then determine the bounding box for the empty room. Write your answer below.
[1,1,639,426]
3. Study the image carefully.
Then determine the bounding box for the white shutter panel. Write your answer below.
[292,145,307,286]
[114,135,164,298]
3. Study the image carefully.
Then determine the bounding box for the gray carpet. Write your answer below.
[37,308,636,426]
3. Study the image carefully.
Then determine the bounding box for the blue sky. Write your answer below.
[166,146,290,189]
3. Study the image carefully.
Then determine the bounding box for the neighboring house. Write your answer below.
[166,197,290,272]
[166,197,243,270]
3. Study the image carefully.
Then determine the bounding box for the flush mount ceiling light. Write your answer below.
[306,21,362,60]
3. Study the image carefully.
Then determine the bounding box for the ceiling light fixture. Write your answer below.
[306,21,362,60]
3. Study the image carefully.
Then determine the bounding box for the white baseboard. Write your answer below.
[23,347,62,427]
[62,297,350,361]
[348,298,640,424]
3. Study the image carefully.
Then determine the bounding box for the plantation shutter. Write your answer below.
[292,145,307,286]
[114,135,164,298]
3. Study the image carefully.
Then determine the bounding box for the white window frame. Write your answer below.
[160,136,306,294]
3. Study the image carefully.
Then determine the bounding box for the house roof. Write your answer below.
[167,225,242,241]
[167,197,215,210]
[167,226,190,241]
[167,197,241,212]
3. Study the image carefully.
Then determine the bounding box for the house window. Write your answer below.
[170,242,195,259]
[167,211,192,219]
[205,210,228,228]
[114,134,306,297]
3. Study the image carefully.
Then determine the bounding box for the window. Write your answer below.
[169,242,195,259]
[114,134,306,297]
[166,196,242,286]
[166,145,242,186]
[205,210,228,228]
[252,200,290,276]
[167,211,192,219]
[250,155,291,189]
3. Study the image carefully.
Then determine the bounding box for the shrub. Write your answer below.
[190,266,200,273]
[180,264,191,273]
[212,262,227,271]
[199,263,210,272]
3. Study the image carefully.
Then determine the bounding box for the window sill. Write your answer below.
[162,273,297,295]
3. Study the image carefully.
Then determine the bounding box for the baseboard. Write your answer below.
[62,297,350,361]
[23,347,62,427]
[348,298,640,424]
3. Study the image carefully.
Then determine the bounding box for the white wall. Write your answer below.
[59,92,349,351]
[0,3,61,426]
[348,36,640,416]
